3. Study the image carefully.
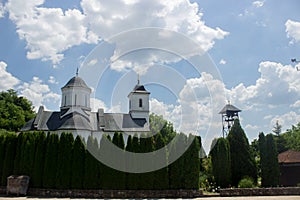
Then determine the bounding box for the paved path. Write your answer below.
[0,196,299,200]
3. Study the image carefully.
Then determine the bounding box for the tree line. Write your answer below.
[0,128,201,190]
[209,119,280,189]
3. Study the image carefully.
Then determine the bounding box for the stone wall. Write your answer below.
[220,187,300,196]
[1,187,203,198]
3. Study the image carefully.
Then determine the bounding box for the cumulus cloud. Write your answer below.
[286,19,300,43]
[270,112,300,132]
[5,0,228,68]
[6,0,98,64]
[0,2,5,18]
[18,76,60,111]
[48,76,58,84]
[0,61,20,91]
[252,1,264,8]
[229,61,300,107]
[219,59,226,65]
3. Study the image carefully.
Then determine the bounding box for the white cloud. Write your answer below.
[219,59,226,65]
[18,76,60,111]
[291,100,300,108]
[0,61,20,91]
[252,1,264,8]
[48,76,58,84]
[0,2,5,18]
[90,97,107,112]
[270,112,300,132]
[286,19,300,44]
[6,0,228,67]
[229,61,300,106]
[6,0,98,64]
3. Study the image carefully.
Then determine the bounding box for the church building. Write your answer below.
[21,73,150,139]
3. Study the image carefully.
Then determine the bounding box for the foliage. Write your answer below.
[273,122,300,153]
[32,132,46,188]
[83,136,99,189]
[238,177,255,188]
[0,89,35,131]
[272,120,282,136]
[258,133,279,187]
[210,137,231,188]
[56,133,74,189]
[227,119,257,186]
[43,134,59,188]
[1,134,17,185]
[71,136,85,189]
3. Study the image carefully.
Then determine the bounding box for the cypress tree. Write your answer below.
[71,136,85,189]
[127,134,140,189]
[2,134,17,185]
[83,136,99,189]
[259,133,280,187]
[21,133,36,179]
[153,132,168,189]
[227,119,257,186]
[138,134,154,189]
[169,133,186,189]
[43,133,59,188]
[125,135,133,189]
[32,131,46,188]
[99,134,114,189]
[210,137,231,188]
[13,132,24,175]
[42,134,55,187]
[0,135,6,186]
[56,133,74,189]
[183,135,200,189]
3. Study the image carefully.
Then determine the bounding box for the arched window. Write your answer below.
[64,95,67,106]
[139,98,143,108]
[75,94,77,105]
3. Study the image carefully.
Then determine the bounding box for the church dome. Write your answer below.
[62,76,89,89]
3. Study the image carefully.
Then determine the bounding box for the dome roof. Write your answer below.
[62,76,90,89]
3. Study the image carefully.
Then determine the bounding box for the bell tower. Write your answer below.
[219,101,241,137]
[128,76,150,122]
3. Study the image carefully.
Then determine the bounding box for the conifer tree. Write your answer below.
[56,132,74,189]
[32,131,46,188]
[2,134,17,185]
[210,137,231,188]
[153,132,169,189]
[168,133,186,189]
[71,136,85,189]
[0,135,6,186]
[183,134,200,189]
[259,133,279,187]
[43,133,59,188]
[83,135,99,189]
[227,119,257,186]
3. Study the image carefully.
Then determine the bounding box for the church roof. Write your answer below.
[131,84,150,94]
[21,107,149,132]
[62,76,89,89]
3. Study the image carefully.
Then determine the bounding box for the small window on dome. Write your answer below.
[64,95,66,106]
[139,98,143,107]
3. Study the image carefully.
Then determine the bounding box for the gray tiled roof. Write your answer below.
[62,76,89,89]
[219,104,241,114]
[21,107,149,133]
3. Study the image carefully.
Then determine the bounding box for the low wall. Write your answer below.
[1,187,203,198]
[220,187,300,197]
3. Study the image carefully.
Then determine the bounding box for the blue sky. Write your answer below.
[0,0,300,149]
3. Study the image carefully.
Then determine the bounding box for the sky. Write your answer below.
[0,0,300,150]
